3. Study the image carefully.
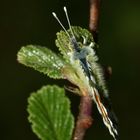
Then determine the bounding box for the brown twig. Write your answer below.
[73,96,93,140]
[73,0,100,140]
[89,0,100,43]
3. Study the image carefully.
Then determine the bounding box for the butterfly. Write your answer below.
[52,7,118,140]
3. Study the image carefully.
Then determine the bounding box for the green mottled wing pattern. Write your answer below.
[55,26,94,60]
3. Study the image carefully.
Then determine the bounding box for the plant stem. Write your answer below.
[73,0,100,140]
[73,96,93,140]
[89,0,100,43]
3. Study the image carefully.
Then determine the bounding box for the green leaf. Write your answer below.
[17,45,66,79]
[27,85,74,140]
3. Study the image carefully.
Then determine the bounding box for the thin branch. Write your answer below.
[73,96,93,140]
[89,0,100,43]
[73,0,100,140]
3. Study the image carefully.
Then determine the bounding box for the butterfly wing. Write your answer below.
[78,50,119,140]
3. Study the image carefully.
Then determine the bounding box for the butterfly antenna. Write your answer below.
[52,12,70,38]
[63,6,75,39]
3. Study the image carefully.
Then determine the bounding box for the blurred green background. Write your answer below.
[0,0,140,139]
